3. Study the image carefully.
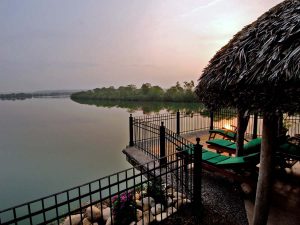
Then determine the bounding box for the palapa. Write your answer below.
[195,1,300,225]
[196,0,300,114]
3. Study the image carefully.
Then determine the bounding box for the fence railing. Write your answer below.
[0,144,203,225]
[132,110,300,142]
[131,116,195,159]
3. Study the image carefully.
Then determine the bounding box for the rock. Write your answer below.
[241,182,253,194]
[155,212,167,222]
[137,197,155,210]
[101,204,108,209]
[166,188,174,196]
[143,197,155,207]
[129,222,136,225]
[82,218,92,225]
[166,207,177,215]
[173,192,186,199]
[105,216,114,225]
[167,197,173,206]
[150,204,165,215]
[62,214,83,225]
[102,207,111,221]
[174,198,190,209]
[136,211,154,225]
[136,209,143,221]
[86,206,101,222]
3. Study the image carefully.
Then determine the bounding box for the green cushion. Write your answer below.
[243,138,262,154]
[206,139,234,147]
[206,155,230,164]
[279,143,300,157]
[202,151,220,160]
[209,129,236,139]
[216,152,260,165]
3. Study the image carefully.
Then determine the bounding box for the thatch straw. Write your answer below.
[195,0,300,113]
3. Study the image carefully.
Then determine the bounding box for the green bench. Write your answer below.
[206,138,262,155]
[208,127,237,141]
[176,144,260,167]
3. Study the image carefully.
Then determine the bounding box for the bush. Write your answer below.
[112,191,136,225]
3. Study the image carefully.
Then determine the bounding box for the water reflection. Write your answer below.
[72,99,205,114]
[72,99,237,121]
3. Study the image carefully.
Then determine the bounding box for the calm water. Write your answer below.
[0,98,142,210]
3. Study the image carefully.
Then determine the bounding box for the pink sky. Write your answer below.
[0,0,283,92]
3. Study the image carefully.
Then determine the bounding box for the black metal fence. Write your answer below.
[0,144,203,225]
[131,115,194,159]
[131,110,300,142]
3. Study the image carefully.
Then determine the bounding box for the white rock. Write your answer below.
[150,204,165,215]
[86,206,101,221]
[105,216,114,225]
[143,197,155,207]
[137,197,155,211]
[136,209,143,221]
[82,218,92,225]
[129,222,136,225]
[167,197,173,206]
[62,214,83,225]
[155,212,168,222]
[166,207,177,215]
[166,188,174,197]
[173,192,186,199]
[101,204,108,209]
[102,207,111,221]
[136,211,154,225]
[175,198,190,209]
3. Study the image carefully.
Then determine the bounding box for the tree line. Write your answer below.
[71,81,197,102]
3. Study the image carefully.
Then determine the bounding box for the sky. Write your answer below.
[0,0,283,92]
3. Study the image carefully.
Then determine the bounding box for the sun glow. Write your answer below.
[223,124,232,130]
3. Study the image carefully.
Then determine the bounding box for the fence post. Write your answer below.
[129,114,134,147]
[160,122,167,165]
[210,111,214,130]
[252,113,258,139]
[193,137,202,218]
[176,111,180,135]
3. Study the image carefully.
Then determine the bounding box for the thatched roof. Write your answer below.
[195,0,300,113]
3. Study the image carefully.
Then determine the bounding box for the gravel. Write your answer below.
[160,170,249,225]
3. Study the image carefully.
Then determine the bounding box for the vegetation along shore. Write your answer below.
[71,81,197,102]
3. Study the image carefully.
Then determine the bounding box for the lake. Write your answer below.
[0,98,202,210]
[0,98,135,210]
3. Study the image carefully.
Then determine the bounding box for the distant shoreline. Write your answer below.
[0,92,74,100]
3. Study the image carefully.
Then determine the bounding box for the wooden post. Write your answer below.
[176,111,180,135]
[193,137,202,218]
[160,122,167,165]
[129,114,134,147]
[252,114,277,225]
[210,111,214,130]
[252,113,258,139]
[277,113,283,136]
[236,110,249,156]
